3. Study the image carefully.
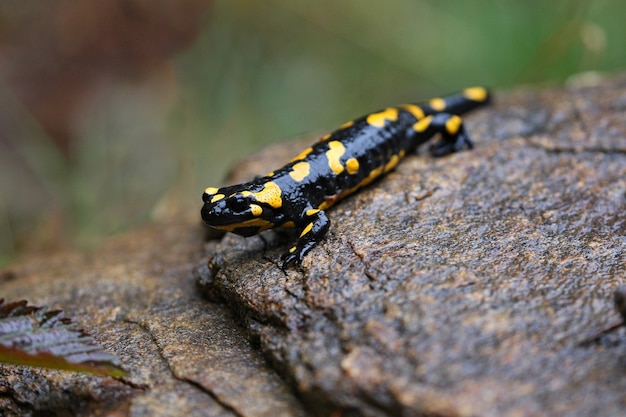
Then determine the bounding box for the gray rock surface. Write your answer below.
[1,226,305,417]
[2,75,626,416]
[197,75,626,416]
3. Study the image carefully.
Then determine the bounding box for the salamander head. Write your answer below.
[201,181,284,237]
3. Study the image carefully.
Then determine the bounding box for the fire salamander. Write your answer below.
[202,87,490,269]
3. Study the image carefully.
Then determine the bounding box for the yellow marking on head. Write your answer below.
[204,187,220,195]
[384,155,400,173]
[244,182,283,208]
[320,133,332,141]
[346,157,359,175]
[289,246,297,253]
[399,149,406,158]
[341,120,354,129]
[290,147,313,162]
[326,141,346,174]
[282,221,296,229]
[305,208,320,217]
[300,222,314,238]
[463,86,488,102]
[211,194,225,203]
[413,115,433,133]
[250,204,263,217]
[429,98,446,111]
[212,217,275,233]
[445,115,462,135]
[289,161,311,182]
[402,104,425,120]
[366,108,399,128]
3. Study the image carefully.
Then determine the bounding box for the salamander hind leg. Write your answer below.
[416,112,474,157]
[281,209,330,270]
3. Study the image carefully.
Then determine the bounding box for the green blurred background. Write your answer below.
[0,0,624,266]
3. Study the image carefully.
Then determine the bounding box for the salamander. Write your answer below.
[202,87,491,269]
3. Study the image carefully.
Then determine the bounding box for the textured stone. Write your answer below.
[197,75,626,416]
[1,225,305,417]
[2,75,625,417]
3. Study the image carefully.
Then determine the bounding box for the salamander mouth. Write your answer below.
[203,222,259,237]
[200,207,266,237]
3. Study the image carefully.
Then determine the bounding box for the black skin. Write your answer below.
[202,88,491,269]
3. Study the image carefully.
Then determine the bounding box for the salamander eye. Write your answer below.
[228,196,250,212]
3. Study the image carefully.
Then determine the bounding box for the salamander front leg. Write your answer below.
[281,209,330,270]
[414,112,474,157]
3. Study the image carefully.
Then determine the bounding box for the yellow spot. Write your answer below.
[250,204,263,216]
[320,163,387,209]
[289,161,310,182]
[212,217,274,233]
[384,155,400,173]
[341,120,354,129]
[305,209,320,217]
[361,166,383,187]
[266,172,275,177]
[399,149,406,158]
[211,194,225,203]
[300,222,313,238]
[204,187,219,195]
[413,115,433,133]
[463,86,488,102]
[445,115,462,135]
[326,141,345,174]
[245,182,283,209]
[290,147,313,162]
[320,133,332,141]
[346,158,359,175]
[282,221,296,229]
[289,246,297,253]
[366,108,399,128]
[402,104,425,120]
[429,98,446,111]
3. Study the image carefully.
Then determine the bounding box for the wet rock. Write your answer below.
[197,75,626,416]
[2,75,625,416]
[1,225,305,417]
